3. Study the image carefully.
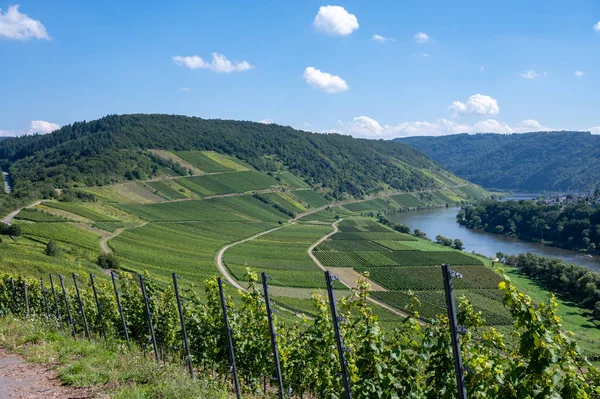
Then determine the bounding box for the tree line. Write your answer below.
[498,252,600,320]
[457,199,600,253]
[0,114,440,206]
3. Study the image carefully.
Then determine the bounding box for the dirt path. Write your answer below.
[2,200,45,225]
[99,228,125,254]
[307,220,419,320]
[215,225,288,291]
[0,347,96,399]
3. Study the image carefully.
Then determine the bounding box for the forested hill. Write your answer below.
[396,131,600,192]
[0,114,451,199]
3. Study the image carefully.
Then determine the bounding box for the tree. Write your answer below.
[45,239,60,256]
[0,223,8,235]
[414,229,427,239]
[7,224,21,237]
[452,239,464,251]
[97,253,120,269]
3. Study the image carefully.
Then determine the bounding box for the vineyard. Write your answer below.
[176,171,279,197]
[315,219,510,327]
[0,267,598,398]
[289,189,330,208]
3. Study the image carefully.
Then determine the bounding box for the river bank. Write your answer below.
[389,205,600,272]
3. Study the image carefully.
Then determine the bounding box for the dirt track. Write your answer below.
[0,347,96,399]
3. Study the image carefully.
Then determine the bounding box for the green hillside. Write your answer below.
[0,114,444,201]
[397,131,600,191]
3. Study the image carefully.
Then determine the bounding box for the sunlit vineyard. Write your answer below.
[1,268,598,398]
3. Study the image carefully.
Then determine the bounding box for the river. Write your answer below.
[388,195,600,272]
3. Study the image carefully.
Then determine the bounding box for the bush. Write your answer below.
[45,239,60,256]
[97,253,120,269]
[7,224,21,237]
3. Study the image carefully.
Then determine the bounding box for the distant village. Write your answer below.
[540,188,600,205]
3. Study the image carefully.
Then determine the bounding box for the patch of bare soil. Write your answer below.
[0,347,98,399]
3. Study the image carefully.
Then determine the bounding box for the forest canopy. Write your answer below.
[0,114,442,200]
[397,131,600,191]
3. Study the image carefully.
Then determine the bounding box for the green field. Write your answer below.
[314,217,508,327]
[176,171,279,197]
[224,223,332,288]
[43,201,120,222]
[263,192,306,214]
[276,171,310,188]
[290,190,330,208]
[16,222,101,251]
[14,208,67,222]
[110,221,275,282]
[120,196,289,222]
[145,180,189,200]
[173,151,234,172]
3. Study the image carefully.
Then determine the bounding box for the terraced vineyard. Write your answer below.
[224,223,334,288]
[315,218,511,326]
[177,171,279,197]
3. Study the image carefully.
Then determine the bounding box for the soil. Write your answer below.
[0,347,97,399]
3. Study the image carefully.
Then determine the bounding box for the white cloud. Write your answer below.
[371,34,394,43]
[414,32,430,43]
[336,116,553,138]
[179,87,191,92]
[303,122,312,128]
[28,120,60,134]
[448,94,500,116]
[303,66,349,93]
[589,126,600,134]
[594,21,600,31]
[0,129,13,137]
[480,66,484,72]
[519,69,539,79]
[574,71,585,77]
[339,116,384,137]
[259,119,273,124]
[313,6,358,36]
[173,53,254,73]
[0,5,49,40]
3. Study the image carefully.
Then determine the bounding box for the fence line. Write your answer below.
[0,266,471,399]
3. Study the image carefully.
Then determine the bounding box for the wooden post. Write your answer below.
[441,264,468,399]
[218,277,241,399]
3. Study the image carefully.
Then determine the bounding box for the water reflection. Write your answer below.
[389,198,600,271]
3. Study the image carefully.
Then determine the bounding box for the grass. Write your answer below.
[502,265,600,357]
[0,315,232,399]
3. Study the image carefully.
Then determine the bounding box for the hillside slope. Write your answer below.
[0,114,449,199]
[397,131,600,192]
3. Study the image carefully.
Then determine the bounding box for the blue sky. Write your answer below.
[1,0,599,138]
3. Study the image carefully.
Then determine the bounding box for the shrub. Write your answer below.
[45,239,60,256]
[97,253,120,269]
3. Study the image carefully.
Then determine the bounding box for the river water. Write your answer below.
[388,195,600,272]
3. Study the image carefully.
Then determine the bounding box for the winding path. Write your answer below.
[2,200,44,225]
[215,224,289,291]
